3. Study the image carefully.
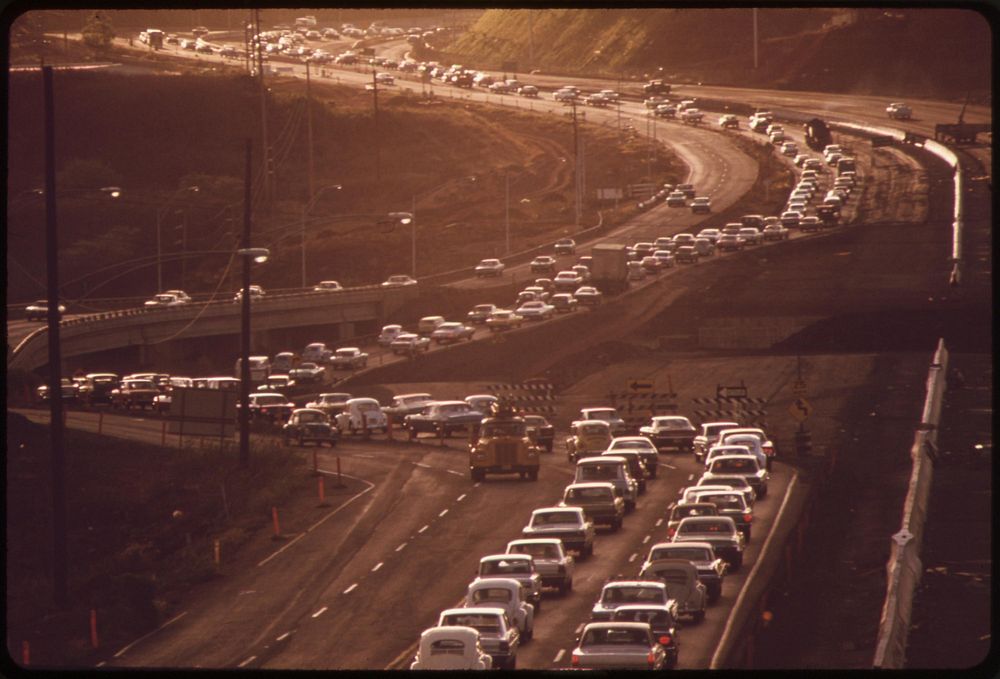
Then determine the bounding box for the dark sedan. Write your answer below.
[403,401,484,438]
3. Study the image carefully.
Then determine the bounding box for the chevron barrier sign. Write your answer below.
[488,382,557,415]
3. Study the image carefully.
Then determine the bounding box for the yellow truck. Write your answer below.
[469,402,541,482]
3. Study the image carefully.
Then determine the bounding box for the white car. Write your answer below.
[233,285,265,302]
[515,300,554,321]
[313,280,343,292]
[431,322,475,343]
[301,342,332,363]
[506,538,575,594]
[335,397,388,433]
[780,210,803,228]
[329,347,368,370]
[377,324,404,346]
[144,293,185,307]
[464,578,535,641]
[553,270,584,292]
[780,142,798,156]
[381,274,417,287]
[410,627,493,670]
[681,108,703,123]
[573,286,603,306]
[163,289,192,303]
[475,258,505,277]
[718,114,739,128]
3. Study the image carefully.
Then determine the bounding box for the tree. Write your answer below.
[82,11,114,50]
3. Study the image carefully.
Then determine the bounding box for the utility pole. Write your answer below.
[239,139,253,468]
[255,9,271,206]
[306,59,315,201]
[571,98,581,228]
[43,64,68,608]
[753,8,759,70]
[410,194,417,278]
[372,70,381,183]
[505,172,510,255]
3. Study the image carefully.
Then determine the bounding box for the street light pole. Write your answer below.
[42,64,68,608]
[156,186,198,293]
[505,172,510,256]
[411,195,417,278]
[239,139,252,468]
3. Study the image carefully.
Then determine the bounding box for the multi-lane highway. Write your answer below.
[12,24,989,671]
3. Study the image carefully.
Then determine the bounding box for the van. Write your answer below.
[836,157,856,175]
[573,456,639,512]
[417,316,446,336]
[235,356,271,383]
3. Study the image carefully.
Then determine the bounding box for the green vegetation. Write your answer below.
[441,8,989,98]
[81,11,115,50]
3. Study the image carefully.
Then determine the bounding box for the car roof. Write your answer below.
[532,506,583,515]
[441,607,505,617]
[468,577,521,589]
[566,482,616,491]
[292,408,326,415]
[602,580,667,589]
[578,455,626,464]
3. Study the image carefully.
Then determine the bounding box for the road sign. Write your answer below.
[788,397,812,423]
[717,384,748,399]
[792,379,807,396]
[628,378,654,392]
[627,182,656,198]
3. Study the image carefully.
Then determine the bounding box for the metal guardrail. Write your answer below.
[872,338,949,669]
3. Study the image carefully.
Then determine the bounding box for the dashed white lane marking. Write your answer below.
[474,482,482,488]
[311,607,328,618]
[414,462,431,469]
[396,542,407,552]
[238,656,256,667]
[688,473,695,481]
[418,525,429,534]
[439,509,449,517]
[96,662,106,667]
[643,535,651,544]
[655,518,664,527]
[343,583,358,594]
[445,469,464,477]
[372,562,384,572]
[629,553,638,562]
[457,494,467,502]
[659,462,676,469]
[276,632,291,642]
[554,649,566,663]
[575,623,585,635]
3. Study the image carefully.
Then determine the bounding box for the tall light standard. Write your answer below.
[300,183,342,288]
[39,64,123,606]
[386,211,415,275]
[156,185,199,293]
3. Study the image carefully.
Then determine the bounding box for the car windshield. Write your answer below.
[335,350,355,357]
[567,487,613,501]
[611,441,648,450]
[614,610,671,626]
[709,476,751,489]
[701,494,744,510]
[357,402,380,413]
[653,546,710,561]
[579,424,608,436]
[510,543,558,559]
[603,587,664,604]
[674,505,716,520]
[711,458,759,473]
[680,520,731,533]
[578,464,619,481]
[582,628,649,646]
[126,380,155,390]
[482,559,531,575]
[533,512,579,526]
[256,395,286,405]
[298,412,326,423]
[441,614,500,633]
[299,363,317,370]
[472,588,512,604]
[481,422,525,437]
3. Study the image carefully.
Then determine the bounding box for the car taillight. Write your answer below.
[668,527,676,537]
[743,513,753,523]
[571,654,580,667]
[659,635,672,646]
[764,444,774,456]
[647,652,657,666]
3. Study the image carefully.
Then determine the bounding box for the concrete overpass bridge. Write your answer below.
[8,285,418,374]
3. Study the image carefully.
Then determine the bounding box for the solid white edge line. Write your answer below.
[113,610,188,658]
[311,606,328,618]
[554,649,566,664]
[257,475,375,568]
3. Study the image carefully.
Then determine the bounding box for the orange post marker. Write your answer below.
[318,475,325,502]
[90,608,99,648]
[21,641,29,666]
[272,506,280,537]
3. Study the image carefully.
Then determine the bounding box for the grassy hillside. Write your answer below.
[442,8,990,99]
[7,56,682,303]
